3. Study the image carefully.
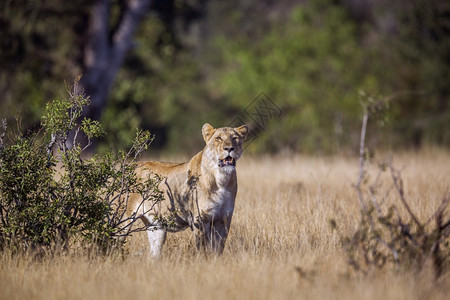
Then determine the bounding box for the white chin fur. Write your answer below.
[220,165,236,172]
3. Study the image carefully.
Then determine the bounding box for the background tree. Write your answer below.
[0,0,205,135]
[1,0,449,154]
[80,0,153,121]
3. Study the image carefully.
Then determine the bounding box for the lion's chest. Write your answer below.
[200,186,235,220]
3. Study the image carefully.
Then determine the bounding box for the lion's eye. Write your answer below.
[215,136,222,142]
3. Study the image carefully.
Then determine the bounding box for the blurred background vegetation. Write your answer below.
[1,0,449,155]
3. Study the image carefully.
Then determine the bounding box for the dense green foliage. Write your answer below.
[0,85,164,254]
[210,2,382,152]
[1,0,449,153]
[0,0,91,122]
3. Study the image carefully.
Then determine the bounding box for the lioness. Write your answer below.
[128,123,248,257]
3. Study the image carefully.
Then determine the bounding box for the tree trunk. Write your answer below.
[79,0,152,121]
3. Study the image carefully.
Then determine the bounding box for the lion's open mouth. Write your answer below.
[219,156,236,167]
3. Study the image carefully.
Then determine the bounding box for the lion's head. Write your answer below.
[201,123,248,169]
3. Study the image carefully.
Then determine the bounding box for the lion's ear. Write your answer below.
[235,125,249,140]
[202,123,215,143]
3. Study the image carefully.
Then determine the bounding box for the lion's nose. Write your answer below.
[223,146,234,152]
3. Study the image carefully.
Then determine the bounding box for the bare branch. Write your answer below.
[0,118,6,151]
[425,196,449,227]
[346,91,449,278]
[388,162,421,228]
[368,166,385,215]
[354,110,369,212]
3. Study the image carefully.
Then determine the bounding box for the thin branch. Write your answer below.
[425,196,449,227]
[46,133,56,156]
[368,166,385,215]
[72,126,81,149]
[389,162,421,228]
[354,111,369,212]
[0,118,6,151]
[441,220,450,238]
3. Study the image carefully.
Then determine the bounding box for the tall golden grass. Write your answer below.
[1,148,449,300]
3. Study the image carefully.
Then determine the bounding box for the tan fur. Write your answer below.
[128,123,248,257]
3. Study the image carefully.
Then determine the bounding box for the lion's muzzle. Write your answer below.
[219,156,236,167]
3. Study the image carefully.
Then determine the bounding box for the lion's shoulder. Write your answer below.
[186,150,204,177]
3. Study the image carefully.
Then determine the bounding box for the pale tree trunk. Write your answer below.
[79,0,152,120]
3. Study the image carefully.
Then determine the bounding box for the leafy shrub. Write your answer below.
[0,79,165,255]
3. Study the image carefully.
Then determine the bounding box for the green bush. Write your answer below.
[0,80,165,255]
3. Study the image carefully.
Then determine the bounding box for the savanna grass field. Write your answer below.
[1,148,449,300]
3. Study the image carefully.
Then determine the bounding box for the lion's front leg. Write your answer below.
[140,215,167,258]
[195,216,231,255]
[147,227,167,258]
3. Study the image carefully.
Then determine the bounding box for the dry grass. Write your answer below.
[1,148,449,300]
